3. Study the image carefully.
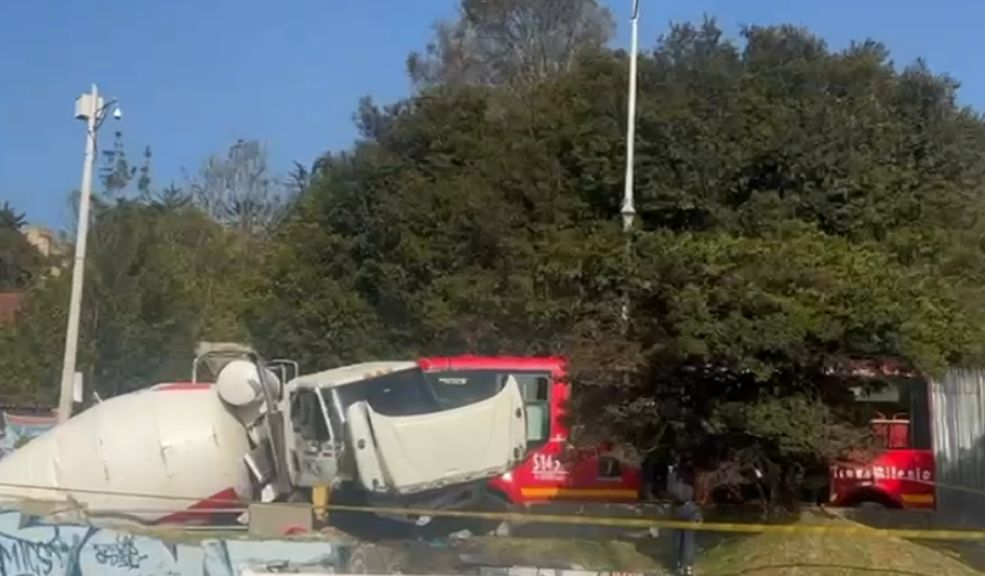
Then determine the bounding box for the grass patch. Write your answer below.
[452,536,662,571]
[697,518,983,575]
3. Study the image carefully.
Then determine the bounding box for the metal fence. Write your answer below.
[931,368,985,523]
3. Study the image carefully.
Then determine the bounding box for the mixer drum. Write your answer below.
[0,383,253,523]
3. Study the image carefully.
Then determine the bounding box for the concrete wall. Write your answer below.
[0,509,344,576]
[0,508,655,576]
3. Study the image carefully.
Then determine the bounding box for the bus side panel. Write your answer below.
[829,449,935,509]
[494,372,642,505]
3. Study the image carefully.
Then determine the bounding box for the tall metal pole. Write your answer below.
[58,84,100,423]
[621,0,641,329]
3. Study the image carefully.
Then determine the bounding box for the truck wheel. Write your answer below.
[287,489,311,504]
[476,489,514,536]
[347,545,401,574]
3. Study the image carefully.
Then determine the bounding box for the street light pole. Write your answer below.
[58,84,117,423]
[620,0,641,330]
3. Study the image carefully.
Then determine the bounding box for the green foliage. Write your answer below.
[0,202,27,230]
[189,139,288,235]
[3,196,258,400]
[255,18,985,484]
[408,0,614,87]
[0,137,270,400]
[0,201,43,291]
[79,198,255,396]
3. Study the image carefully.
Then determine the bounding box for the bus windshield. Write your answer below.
[847,378,931,450]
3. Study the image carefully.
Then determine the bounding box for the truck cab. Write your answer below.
[267,360,529,512]
[418,356,642,508]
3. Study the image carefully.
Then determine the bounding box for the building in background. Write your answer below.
[0,292,22,325]
[22,224,67,276]
[0,225,67,326]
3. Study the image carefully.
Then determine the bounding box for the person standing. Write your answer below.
[667,454,702,576]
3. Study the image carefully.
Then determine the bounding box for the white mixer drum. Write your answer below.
[215,359,281,407]
[0,383,253,523]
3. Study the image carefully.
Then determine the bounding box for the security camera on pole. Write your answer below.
[58,85,121,423]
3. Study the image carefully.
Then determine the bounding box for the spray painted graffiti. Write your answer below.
[0,510,346,576]
[0,510,651,576]
[0,412,56,456]
[92,535,148,569]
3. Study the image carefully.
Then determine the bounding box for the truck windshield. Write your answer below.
[423,369,551,444]
[424,370,502,408]
[330,368,442,417]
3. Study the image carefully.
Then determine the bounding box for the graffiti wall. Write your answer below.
[0,412,56,456]
[0,508,654,576]
[0,510,345,576]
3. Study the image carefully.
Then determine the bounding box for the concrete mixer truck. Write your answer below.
[0,349,529,526]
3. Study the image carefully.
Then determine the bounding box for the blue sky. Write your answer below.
[1,1,982,231]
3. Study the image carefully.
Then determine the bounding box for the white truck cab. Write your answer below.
[224,358,529,512]
[282,362,528,495]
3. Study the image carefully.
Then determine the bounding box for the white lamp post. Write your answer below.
[621,0,641,329]
[57,84,121,423]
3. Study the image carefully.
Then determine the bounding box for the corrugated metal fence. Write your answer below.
[931,368,985,523]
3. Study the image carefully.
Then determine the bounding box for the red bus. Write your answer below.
[417,356,642,507]
[418,355,934,511]
[827,362,935,509]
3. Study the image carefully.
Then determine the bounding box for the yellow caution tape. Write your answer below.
[318,503,985,541]
[0,478,984,541]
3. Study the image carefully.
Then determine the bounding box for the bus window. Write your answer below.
[512,374,551,446]
[849,378,930,451]
[906,379,931,450]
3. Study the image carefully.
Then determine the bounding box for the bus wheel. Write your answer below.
[847,489,901,510]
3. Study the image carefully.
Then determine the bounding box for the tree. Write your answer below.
[254,18,985,506]
[1,195,258,400]
[82,199,255,396]
[562,22,985,500]
[408,0,614,87]
[0,202,42,290]
[189,139,287,234]
[99,131,137,196]
[0,202,26,230]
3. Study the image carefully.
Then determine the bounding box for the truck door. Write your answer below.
[286,388,339,488]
